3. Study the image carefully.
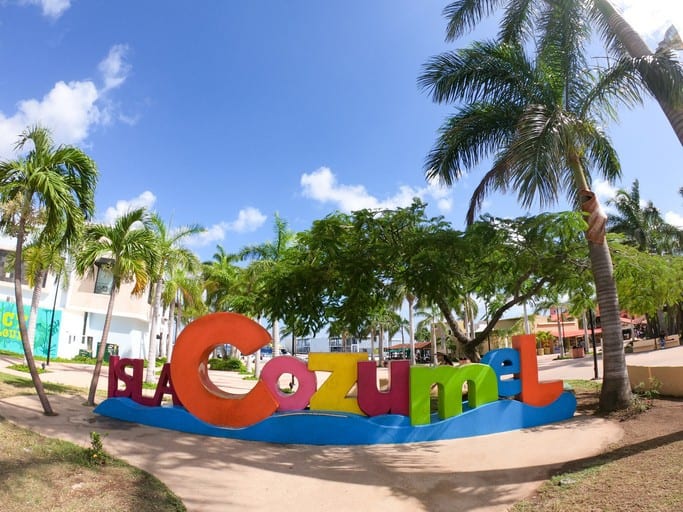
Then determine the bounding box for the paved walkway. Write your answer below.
[0,348,681,511]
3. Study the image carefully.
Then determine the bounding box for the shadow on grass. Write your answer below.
[0,373,76,393]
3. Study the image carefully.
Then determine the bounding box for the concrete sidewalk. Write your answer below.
[0,353,638,512]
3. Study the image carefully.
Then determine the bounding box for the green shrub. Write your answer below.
[72,353,97,364]
[85,431,110,466]
[208,357,245,372]
[7,363,46,374]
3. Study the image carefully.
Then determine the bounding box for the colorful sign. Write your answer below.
[0,302,61,358]
[95,312,577,445]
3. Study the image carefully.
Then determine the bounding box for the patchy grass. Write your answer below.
[7,363,46,374]
[0,372,81,399]
[0,373,186,511]
[512,381,683,512]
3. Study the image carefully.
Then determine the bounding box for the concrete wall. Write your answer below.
[627,364,683,397]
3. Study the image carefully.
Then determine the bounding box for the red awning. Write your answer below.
[389,341,432,350]
[544,327,602,338]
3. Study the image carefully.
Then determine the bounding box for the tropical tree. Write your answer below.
[263,202,592,362]
[419,6,645,409]
[608,180,683,254]
[203,245,242,312]
[239,213,296,359]
[11,238,70,360]
[416,305,448,364]
[441,0,683,145]
[75,207,158,406]
[0,125,98,415]
[144,215,203,383]
[161,266,206,360]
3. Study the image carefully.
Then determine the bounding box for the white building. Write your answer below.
[0,239,155,361]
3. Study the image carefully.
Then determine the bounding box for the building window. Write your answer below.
[0,249,29,285]
[94,261,114,294]
[0,250,11,281]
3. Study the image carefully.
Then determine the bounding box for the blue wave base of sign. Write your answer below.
[94,392,577,445]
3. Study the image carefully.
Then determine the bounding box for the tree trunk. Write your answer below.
[431,322,437,366]
[87,286,117,406]
[378,325,385,367]
[272,317,280,358]
[254,349,262,378]
[13,217,55,415]
[27,269,47,352]
[588,240,633,411]
[158,305,168,359]
[145,278,163,383]
[595,0,683,146]
[408,295,416,365]
[165,298,176,361]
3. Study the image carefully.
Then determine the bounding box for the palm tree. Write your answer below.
[608,180,683,254]
[406,292,417,365]
[75,207,158,406]
[203,245,242,312]
[239,213,296,359]
[144,214,203,383]
[0,125,98,415]
[441,0,683,145]
[420,7,643,410]
[15,239,69,359]
[160,266,205,360]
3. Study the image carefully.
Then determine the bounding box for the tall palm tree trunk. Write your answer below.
[27,269,47,351]
[431,321,437,366]
[165,298,176,361]
[589,241,632,410]
[272,317,281,358]
[378,325,385,367]
[145,278,163,383]
[407,294,416,365]
[87,286,117,406]
[579,186,633,410]
[595,0,683,146]
[13,219,54,415]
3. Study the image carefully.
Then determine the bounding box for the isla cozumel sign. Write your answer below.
[95,312,576,445]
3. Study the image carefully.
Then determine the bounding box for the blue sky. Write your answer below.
[0,0,681,262]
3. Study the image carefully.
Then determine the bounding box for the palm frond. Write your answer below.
[425,102,521,186]
[443,0,504,41]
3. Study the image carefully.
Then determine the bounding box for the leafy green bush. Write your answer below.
[86,431,110,466]
[7,363,46,374]
[72,353,98,364]
[208,357,245,372]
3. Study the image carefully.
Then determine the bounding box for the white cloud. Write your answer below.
[0,45,131,159]
[665,211,683,228]
[185,208,267,248]
[99,45,131,92]
[593,179,617,203]
[23,0,71,19]
[102,191,157,224]
[227,207,267,233]
[615,1,683,45]
[300,166,453,214]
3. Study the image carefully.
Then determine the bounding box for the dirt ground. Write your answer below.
[513,387,683,511]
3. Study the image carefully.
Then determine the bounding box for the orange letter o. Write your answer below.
[170,312,278,428]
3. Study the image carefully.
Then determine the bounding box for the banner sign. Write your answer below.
[0,302,61,358]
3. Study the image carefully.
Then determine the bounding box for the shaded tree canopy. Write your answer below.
[261,201,591,360]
